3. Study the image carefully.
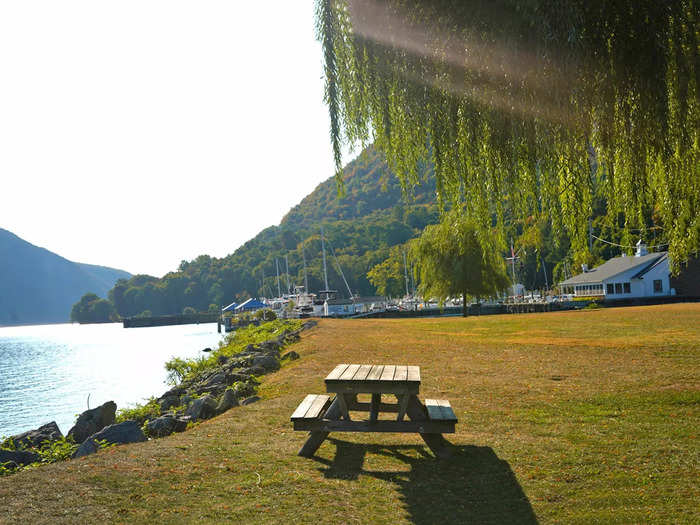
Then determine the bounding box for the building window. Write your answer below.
[623,282,631,294]
[653,279,663,293]
[615,283,623,294]
[607,283,614,295]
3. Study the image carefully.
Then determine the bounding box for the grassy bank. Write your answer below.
[0,304,698,524]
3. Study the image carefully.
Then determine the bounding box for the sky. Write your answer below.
[0,1,350,278]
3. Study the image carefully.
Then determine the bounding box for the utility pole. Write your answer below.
[588,219,593,252]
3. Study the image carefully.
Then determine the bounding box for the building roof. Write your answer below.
[560,252,667,286]
[221,302,238,312]
[235,298,266,311]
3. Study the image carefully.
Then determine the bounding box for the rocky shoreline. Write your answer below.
[0,320,312,472]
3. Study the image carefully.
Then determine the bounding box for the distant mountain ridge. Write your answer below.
[0,228,132,326]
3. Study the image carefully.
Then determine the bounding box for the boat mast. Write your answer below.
[321,225,329,291]
[302,245,309,292]
[403,249,410,297]
[285,254,291,295]
[275,258,281,298]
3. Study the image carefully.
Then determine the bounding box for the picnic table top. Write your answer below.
[325,364,421,384]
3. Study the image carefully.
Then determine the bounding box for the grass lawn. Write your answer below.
[1,304,698,524]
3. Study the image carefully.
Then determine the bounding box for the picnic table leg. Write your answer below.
[298,396,342,458]
[369,393,381,423]
[396,394,410,421]
[337,393,352,421]
[405,395,453,459]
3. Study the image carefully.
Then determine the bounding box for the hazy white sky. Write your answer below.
[1,1,349,278]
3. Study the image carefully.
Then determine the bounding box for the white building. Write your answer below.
[559,241,672,300]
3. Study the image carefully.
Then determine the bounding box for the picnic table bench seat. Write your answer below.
[291,394,332,422]
[424,399,458,422]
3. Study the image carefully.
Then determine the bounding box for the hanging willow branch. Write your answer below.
[315,0,699,271]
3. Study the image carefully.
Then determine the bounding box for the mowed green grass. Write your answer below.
[1,304,698,524]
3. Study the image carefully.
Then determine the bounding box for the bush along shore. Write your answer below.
[0,318,310,476]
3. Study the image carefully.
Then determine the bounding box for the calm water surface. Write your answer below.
[0,323,223,438]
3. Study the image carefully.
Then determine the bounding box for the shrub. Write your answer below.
[116,397,161,424]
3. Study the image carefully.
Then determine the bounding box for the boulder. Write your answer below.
[73,421,146,458]
[159,395,180,412]
[259,340,280,353]
[216,389,239,414]
[281,350,300,361]
[241,396,261,406]
[185,395,217,421]
[11,421,63,449]
[229,381,256,399]
[67,401,117,444]
[0,449,40,468]
[252,354,280,372]
[145,416,188,438]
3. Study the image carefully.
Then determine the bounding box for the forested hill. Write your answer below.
[106,147,441,318]
[98,144,640,319]
[0,228,132,325]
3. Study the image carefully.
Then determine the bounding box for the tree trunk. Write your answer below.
[462,292,468,317]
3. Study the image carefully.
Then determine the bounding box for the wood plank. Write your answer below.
[396,394,410,421]
[325,382,419,395]
[297,396,342,457]
[346,400,400,413]
[339,364,361,380]
[380,365,396,381]
[369,393,381,423]
[425,399,457,421]
[366,365,384,380]
[435,399,457,421]
[394,365,408,381]
[305,394,331,419]
[293,419,456,434]
[407,366,421,382]
[325,364,349,381]
[425,399,445,420]
[291,394,318,420]
[353,364,373,381]
[337,394,351,420]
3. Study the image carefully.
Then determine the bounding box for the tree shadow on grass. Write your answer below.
[313,438,538,525]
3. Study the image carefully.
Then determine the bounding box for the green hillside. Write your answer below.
[0,229,132,325]
[103,144,657,318]
[107,147,440,318]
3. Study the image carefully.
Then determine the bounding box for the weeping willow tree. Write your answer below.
[315,0,699,272]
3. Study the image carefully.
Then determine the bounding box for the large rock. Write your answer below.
[145,416,188,438]
[252,354,280,371]
[159,395,180,412]
[185,395,217,421]
[0,449,40,468]
[67,401,117,444]
[73,421,146,458]
[11,421,63,449]
[216,389,239,414]
[281,350,300,361]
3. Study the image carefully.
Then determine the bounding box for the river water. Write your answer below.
[0,322,223,438]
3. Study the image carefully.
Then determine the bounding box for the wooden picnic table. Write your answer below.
[291,364,457,458]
